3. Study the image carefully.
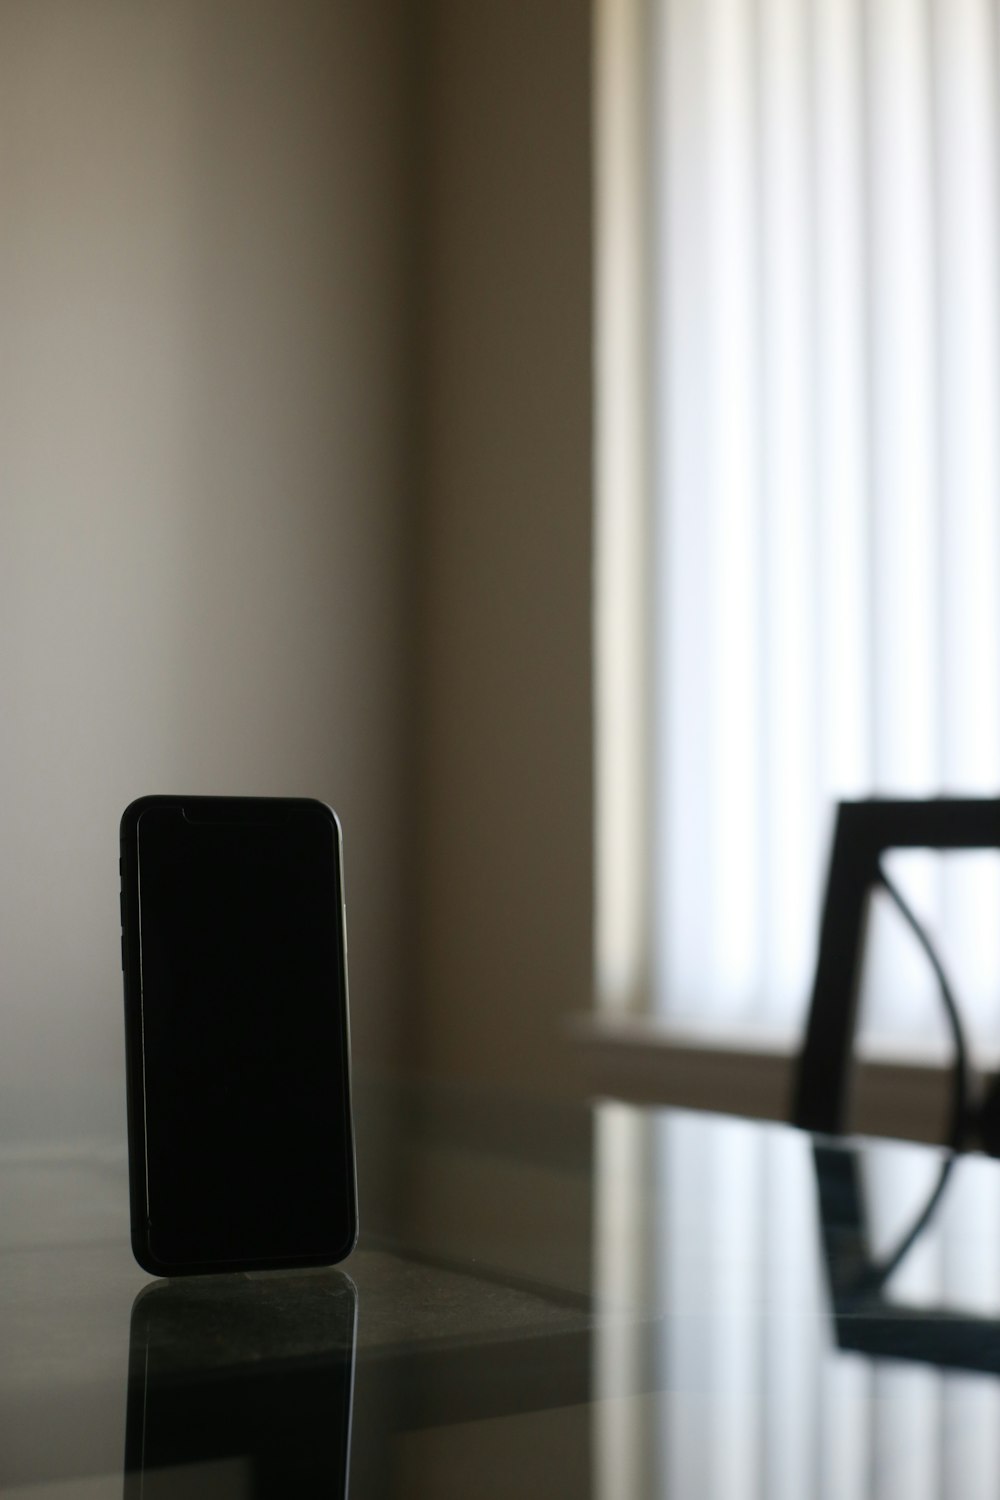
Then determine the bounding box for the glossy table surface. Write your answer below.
[3,1087,1000,1498]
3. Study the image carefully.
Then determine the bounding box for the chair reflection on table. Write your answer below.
[123,1270,357,1498]
[815,1141,1000,1376]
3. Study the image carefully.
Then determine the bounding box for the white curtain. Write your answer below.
[652,0,1000,1048]
[598,12,1000,1492]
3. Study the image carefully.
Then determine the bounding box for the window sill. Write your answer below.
[570,1013,986,1147]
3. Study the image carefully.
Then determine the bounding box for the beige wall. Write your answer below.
[0,0,594,1146]
[416,0,594,1098]
[0,0,413,1144]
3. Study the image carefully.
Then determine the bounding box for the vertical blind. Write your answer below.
[598,10,1000,1494]
[651,0,1000,1047]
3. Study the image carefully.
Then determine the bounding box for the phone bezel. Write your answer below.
[120,794,358,1276]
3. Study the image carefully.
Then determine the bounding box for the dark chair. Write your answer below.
[791,797,1000,1139]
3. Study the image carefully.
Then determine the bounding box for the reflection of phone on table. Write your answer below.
[120,795,357,1276]
[124,1271,358,1498]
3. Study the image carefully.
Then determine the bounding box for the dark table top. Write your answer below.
[3,1089,1000,1498]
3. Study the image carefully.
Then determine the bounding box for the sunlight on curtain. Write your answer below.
[596,9,1000,1494]
[651,0,1000,1048]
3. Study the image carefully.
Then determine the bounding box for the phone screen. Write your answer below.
[133,800,353,1269]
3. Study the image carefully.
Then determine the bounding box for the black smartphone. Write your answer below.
[124,1270,357,1497]
[120,795,357,1275]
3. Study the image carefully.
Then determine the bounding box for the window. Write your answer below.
[597,0,1000,1088]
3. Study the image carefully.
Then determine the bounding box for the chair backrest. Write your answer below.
[791,797,1000,1134]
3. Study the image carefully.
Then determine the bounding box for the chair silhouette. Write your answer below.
[791,797,1000,1138]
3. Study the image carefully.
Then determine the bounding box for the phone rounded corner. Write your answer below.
[120,804,137,845]
[130,1230,171,1280]
[330,1215,359,1267]
[337,1166,360,1263]
[120,795,169,841]
[302,798,342,838]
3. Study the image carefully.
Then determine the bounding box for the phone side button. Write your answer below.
[121,934,125,970]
